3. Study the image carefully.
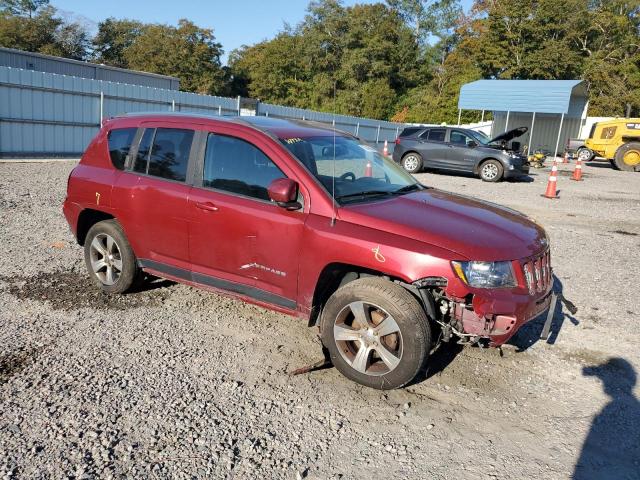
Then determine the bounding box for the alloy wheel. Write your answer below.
[89,233,123,286]
[403,155,420,172]
[333,301,403,376]
[482,163,499,180]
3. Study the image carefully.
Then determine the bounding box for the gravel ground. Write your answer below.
[1,159,639,479]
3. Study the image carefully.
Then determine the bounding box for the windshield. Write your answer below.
[280,135,422,204]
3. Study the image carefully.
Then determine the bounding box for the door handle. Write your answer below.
[195,201,219,212]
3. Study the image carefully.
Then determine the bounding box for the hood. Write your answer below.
[488,127,528,144]
[339,189,547,261]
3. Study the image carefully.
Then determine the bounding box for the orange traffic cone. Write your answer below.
[563,152,569,164]
[383,140,389,157]
[542,159,559,199]
[571,157,583,181]
[364,161,373,177]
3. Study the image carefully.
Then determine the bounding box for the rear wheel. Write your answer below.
[84,220,140,294]
[320,277,431,390]
[479,159,503,182]
[401,153,423,174]
[614,142,640,172]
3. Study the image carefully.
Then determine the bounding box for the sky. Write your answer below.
[52,0,474,64]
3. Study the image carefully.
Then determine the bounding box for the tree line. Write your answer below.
[1,0,638,123]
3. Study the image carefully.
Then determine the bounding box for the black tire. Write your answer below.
[613,142,640,172]
[610,159,619,170]
[84,219,140,294]
[320,277,431,390]
[401,152,423,174]
[479,159,504,182]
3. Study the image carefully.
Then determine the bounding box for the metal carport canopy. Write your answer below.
[458,79,584,114]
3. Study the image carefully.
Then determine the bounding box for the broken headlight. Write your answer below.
[451,261,516,288]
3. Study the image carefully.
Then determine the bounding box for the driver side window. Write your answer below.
[450,131,474,146]
[203,134,285,201]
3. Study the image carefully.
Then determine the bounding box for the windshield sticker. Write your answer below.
[284,138,303,144]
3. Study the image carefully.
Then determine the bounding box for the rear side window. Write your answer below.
[426,128,446,142]
[107,128,136,170]
[203,134,284,201]
[399,127,423,138]
[132,128,194,182]
[148,128,194,182]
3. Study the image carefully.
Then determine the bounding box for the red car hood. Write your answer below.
[339,189,547,261]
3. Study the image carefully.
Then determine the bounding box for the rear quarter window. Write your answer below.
[399,127,424,138]
[107,128,137,170]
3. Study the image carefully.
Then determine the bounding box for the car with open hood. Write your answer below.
[393,125,530,181]
[63,114,552,390]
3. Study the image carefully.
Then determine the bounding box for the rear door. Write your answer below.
[187,127,308,309]
[113,124,196,272]
[446,129,479,171]
[418,128,449,167]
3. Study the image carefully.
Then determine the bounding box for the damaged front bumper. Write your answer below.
[449,289,553,346]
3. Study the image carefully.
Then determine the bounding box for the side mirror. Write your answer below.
[468,140,478,148]
[267,178,302,210]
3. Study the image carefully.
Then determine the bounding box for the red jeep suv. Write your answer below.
[63,113,553,390]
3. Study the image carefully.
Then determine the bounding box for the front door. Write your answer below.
[446,129,479,172]
[188,130,306,309]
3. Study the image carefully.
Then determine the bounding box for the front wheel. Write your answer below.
[479,159,504,182]
[320,277,431,390]
[401,153,423,174]
[84,219,141,294]
[576,147,594,162]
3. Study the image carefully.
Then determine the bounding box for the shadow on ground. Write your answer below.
[572,357,640,479]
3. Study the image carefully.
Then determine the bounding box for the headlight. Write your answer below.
[451,261,516,288]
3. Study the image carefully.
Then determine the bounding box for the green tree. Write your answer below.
[0,0,49,17]
[92,18,143,68]
[0,5,89,59]
[230,0,420,119]
[122,19,226,95]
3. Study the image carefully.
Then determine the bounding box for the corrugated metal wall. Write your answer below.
[257,103,409,148]
[491,112,581,155]
[0,67,238,157]
[0,47,180,90]
[0,66,413,158]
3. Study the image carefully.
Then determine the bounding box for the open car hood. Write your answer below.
[488,127,528,144]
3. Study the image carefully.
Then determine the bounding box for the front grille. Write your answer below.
[522,251,551,295]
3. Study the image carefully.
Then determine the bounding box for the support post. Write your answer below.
[376,125,381,144]
[171,99,175,112]
[99,91,104,128]
[481,110,485,123]
[237,95,241,115]
[457,109,462,126]
[355,122,360,136]
[505,110,510,132]
[553,112,565,160]
[529,112,536,154]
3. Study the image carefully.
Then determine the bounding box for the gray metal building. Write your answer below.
[458,80,588,157]
[0,47,180,90]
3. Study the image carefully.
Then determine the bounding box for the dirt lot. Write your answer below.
[1,159,639,479]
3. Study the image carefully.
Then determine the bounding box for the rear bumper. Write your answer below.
[62,199,81,240]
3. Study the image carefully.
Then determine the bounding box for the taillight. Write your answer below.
[395,138,400,145]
